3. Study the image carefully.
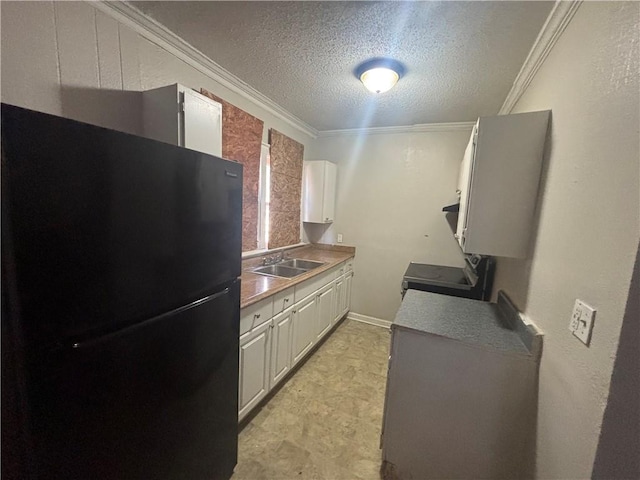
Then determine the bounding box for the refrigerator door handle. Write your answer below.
[72,288,231,350]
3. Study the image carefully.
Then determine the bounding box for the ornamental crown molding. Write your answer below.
[318,122,476,138]
[91,1,319,139]
[91,1,582,138]
[499,0,583,114]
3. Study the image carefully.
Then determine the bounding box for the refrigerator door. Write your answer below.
[1,104,242,343]
[26,282,240,480]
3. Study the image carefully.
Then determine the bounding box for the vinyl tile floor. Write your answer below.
[231,319,391,480]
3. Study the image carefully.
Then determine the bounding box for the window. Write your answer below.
[257,143,270,250]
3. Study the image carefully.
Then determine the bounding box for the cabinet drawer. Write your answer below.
[295,277,319,304]
[273,287,294,315]
[345,258,354,272]
[294,267,336,303]
[240,297,273,336]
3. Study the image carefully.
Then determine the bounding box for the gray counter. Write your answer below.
[393,289,540,357]
[383,290,543,479]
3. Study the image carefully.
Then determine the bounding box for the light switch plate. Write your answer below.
[570,299,596,345]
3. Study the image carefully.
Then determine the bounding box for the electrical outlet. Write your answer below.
[337,233,343,243]
[569,299,596,345]
[569,300,582,332]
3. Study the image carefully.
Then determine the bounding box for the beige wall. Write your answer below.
[0,1,312,148]
[491,2,639,478]
[306,130,469,321]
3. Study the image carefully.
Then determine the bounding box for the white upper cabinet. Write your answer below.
[142,83,222,157]
[302,160,337,224]
[456,110,550,258]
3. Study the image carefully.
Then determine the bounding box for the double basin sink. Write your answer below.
[252,259,325,278]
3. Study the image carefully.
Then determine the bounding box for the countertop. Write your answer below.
[240,245,355,308]
[394,289,541,357]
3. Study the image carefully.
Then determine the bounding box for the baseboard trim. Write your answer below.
[348,312,392,329]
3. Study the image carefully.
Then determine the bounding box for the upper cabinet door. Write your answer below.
[303,160,337,224]
[182,89,222,157]
[142,84,222,158]
[456,125,477,248]
[322,162,337,222]
[456,110,550,258]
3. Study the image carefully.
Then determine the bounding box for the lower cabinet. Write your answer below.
[315,282,334,341]
[291,294,316,367]
[239,258,354,421]
[333,277,344,324]
[238,320,271,421]
[342,271,353,317]
[270,306,293,389]
[334,270,353,323]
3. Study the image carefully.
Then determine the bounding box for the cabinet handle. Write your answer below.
[284,298,290,303]
[254,313,261,319]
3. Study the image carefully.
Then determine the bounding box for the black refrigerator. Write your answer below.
[1,104,242,479]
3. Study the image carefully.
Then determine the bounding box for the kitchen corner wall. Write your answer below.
[0,1,313,166]
[306,130,469,321]
[491,2,639,479]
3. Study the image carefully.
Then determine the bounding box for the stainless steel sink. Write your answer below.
[252,264,307,278]
[279,259,325,270]
[251,258,325,278]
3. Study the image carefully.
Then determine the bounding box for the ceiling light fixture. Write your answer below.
[355,58,406,94]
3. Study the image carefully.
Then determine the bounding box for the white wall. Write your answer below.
[491,2,639,478]
[306,130,469,321]
[0,1,312,148]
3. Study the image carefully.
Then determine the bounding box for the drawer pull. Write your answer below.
[284,298,290,303]
[254,313,261,319]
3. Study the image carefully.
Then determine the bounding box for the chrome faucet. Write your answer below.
[261,251,284,266]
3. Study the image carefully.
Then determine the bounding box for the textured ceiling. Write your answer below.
[132,1,554,131]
